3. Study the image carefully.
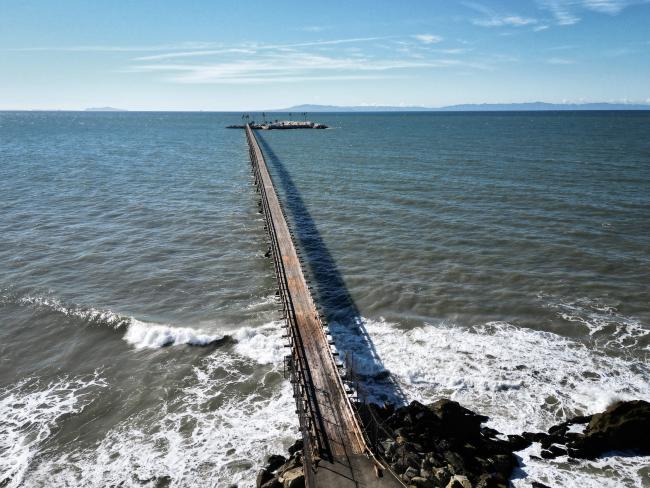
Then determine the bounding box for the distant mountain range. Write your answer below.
[276,102,650,112]
[85,107,127,112]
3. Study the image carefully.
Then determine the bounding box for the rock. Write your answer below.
[287,439,303,456]
[480,427,500,439]
[475,473,507,488]
[539,449,555,460]
[430,399,488,436]
[573,400,650,458]
[256,469,272,488]
[410,476,434,488]
[383,440,397,457]
[153,476,172,488]
[443,451,467,474]
[446,474,472,488]
[432,467,452,487]
[491,454,513,475]
[404,466,419,479]
[356,398,523,486]
[279,467,304,488]
[261,481,282,488]
[393,446,421,471]
[531,482,552,488]
[507,435,531,451]
[276,456,301,478]
[266,454,286,473]
[521,432,546,443]
[548,444,568,458]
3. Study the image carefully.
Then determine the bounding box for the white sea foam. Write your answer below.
[17,295,128,328]
[345,317,650,487]
[123,319,224,349]
[0,372,107,488]
[20,323,297,488]
[232,321,287,365]
[11,292,650,487]
[17,294,223,349]
[512,442,650,488]
[541,294,650,352]
[244,294,278,311]
[358,317,650,433]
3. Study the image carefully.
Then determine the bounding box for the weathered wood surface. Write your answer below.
[245,125,403,487]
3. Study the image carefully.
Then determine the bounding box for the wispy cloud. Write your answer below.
[413,34,443,44]
[538,1,582,24]
[473,15,538,27]
[546,57,576,64]
[433,47,473,54]
[463,2,539,27]
[5,42,220,53]
[603,46,635,56]
[129,46,490,85]
[15,34,508,85]
[538,0,650,25]
[298,25,329,32]
[136,48,257,62]
[545,44,579,50]
[133,37,394,61]
[581,0,640,13]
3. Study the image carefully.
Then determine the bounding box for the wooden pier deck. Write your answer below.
[245,125,403,488]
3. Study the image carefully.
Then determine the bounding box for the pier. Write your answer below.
[229,120,328,130]
[245,125,403,487]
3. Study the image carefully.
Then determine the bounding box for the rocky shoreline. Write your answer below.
[256,439,305,488]
[256,399,650,488]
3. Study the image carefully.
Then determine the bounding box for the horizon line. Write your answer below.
[3,100,650,113]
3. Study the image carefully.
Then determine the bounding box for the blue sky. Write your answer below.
[1,0,649,110]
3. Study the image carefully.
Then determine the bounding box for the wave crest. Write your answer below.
[14,294,224,349]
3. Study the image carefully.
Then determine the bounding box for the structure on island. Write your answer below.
[227,120,327,130]
[228,112,327,129]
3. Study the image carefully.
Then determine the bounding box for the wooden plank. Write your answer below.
[245,125,404,488]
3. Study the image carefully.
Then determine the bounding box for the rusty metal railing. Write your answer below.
[245,125,322,487]
[245,124,405,488]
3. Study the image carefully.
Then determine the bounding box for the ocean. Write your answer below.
[1,111,649,487]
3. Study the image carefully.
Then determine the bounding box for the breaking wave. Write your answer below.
[349,316,650,488]
[359,317,650,433]
[541,294,650,353]
[17,322,297,488]
[14,294,224,349]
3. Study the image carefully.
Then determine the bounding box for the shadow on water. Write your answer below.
[256,133,406,406]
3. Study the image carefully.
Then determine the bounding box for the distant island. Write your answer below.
[275,102,650,112]
[84,107,127,112]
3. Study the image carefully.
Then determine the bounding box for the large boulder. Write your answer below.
[256,469,272,488]
[570,400,650,458]
[287,439,303,456]
[266,454,287,473]
[429,399,488,437]
[279,468,304,488]
[446,475,472,488]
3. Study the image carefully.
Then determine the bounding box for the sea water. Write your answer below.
[1,111,649,487]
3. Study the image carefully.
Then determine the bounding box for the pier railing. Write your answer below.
[245,124,405,488]
[246,125,321,486]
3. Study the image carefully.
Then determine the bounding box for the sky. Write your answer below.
[1,0,649,110]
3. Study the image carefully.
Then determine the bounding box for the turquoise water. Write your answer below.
[1,111,649,487]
